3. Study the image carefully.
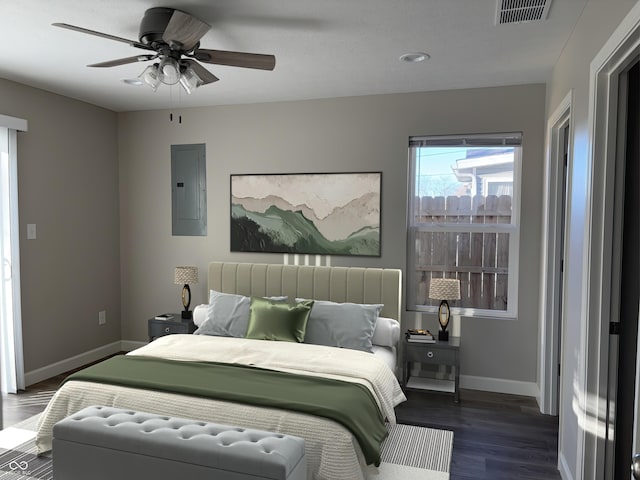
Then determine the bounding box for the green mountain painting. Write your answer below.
[230,173,381,257]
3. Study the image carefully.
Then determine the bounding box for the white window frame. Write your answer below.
[406,132,522,319]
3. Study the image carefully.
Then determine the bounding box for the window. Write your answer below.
[407,133,522,318]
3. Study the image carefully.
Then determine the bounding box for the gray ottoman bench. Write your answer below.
[52,406,306,480]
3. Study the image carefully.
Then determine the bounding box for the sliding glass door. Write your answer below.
[0,119,26,397]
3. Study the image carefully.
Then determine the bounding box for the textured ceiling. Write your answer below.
[0,0,587,112]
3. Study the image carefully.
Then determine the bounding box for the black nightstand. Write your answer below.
[148,315,196,342]
[402,336,460,402]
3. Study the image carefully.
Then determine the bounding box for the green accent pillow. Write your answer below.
[246,297,314,342]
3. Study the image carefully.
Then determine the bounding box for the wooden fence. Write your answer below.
[413,194,512,311]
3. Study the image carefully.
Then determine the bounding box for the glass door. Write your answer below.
[0,125,24,399]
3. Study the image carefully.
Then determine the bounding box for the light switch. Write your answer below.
[27,224,36,240]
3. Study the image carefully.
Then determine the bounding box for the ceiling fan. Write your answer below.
[53,7,276,94]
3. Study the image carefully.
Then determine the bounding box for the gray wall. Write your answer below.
[118,84,546,387]
[0,76,545,389]
[545,0,638,478]
[0,78,120,373]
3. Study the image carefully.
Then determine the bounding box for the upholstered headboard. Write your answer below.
[208,262,402,321]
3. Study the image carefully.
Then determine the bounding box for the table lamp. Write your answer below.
[429,278,461,341]
[174,266,198,319]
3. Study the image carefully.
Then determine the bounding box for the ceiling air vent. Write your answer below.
[496,0,552,24]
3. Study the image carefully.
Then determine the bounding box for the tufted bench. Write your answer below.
[52,406,307,480]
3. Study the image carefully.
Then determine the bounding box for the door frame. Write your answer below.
[581,4,640,479]
[539,90,573,416]
[605,59,639,480]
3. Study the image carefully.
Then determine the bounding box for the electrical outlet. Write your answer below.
[98,310,106,325]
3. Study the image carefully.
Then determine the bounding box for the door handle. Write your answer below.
[2,258,11,281]
[632,453,640,479]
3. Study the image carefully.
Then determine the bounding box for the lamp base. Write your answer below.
[181,310,192,320]
[438,330,449,342]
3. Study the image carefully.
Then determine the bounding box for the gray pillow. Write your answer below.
[297,298,383,353]
[195,291,286,338]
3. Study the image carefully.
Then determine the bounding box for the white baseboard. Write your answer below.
[558,451,573,480]
[25,340,149,386]
[120,340,147,352]
[460,374,539,398]
[24,341,123,387]
[408,370,539,398]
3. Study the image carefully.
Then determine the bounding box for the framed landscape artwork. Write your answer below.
[230,172,381,257]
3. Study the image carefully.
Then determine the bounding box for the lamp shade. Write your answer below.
[174,266,198,285]
[429,278,461,301]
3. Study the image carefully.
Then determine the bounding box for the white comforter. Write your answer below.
[37,335,406,480]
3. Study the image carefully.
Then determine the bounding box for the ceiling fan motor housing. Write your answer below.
[138,7,175,45]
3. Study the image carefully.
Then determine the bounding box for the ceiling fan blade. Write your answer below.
[88,55,157,68]
[183,59,219,85]
[52,23,153,51]
[163,10,210,51]
[194,49,276,71]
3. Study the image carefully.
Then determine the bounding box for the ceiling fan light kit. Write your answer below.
[53,7,275,95]
[179,67,204,94]
[139,64,162,91]
[159,57,181,85]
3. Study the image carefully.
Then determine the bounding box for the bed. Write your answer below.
[37,262,406,480]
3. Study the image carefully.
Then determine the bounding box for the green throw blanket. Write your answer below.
[64,355,388,465]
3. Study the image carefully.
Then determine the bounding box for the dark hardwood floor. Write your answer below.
[2,354,122,427]
[396,389,560,480]
[3,366,560,480]
[2,372,67,427]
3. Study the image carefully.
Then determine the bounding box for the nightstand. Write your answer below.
[148,315,196,342]
[402,336,460,402]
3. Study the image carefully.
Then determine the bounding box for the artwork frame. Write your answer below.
[230,172,381,257]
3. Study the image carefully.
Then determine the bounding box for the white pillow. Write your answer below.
[372,317,400,347]
[193,304,208,327]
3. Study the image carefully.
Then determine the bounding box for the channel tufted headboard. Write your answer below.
[208,262,402,321]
